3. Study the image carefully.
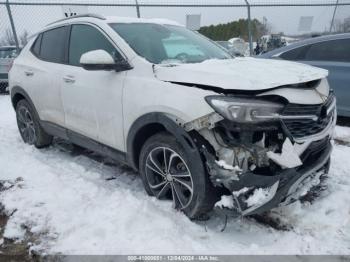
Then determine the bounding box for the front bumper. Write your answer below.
[247,140,330,216]
[213,138,331,216]
[209,95,336,216]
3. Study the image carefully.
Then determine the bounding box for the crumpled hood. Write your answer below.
[155,57,328,91]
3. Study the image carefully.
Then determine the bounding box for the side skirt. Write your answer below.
[40,121,128,165]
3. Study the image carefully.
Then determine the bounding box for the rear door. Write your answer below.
[60,23,126,151]
[20,27,68,126]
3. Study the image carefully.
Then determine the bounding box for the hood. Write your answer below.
[154,57,328,91]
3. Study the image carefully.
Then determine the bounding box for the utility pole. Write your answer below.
[244,0,253,56]
[135,0,141,18]
[330,0,339,33]
[5,0,20,52]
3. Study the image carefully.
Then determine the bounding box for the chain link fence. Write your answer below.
[1,0,350,55]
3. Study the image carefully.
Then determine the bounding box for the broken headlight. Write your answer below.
[205,96,284,123]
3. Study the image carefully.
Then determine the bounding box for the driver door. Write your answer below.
[61,24,127,151]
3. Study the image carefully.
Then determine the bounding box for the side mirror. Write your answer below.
[80,50,132,72]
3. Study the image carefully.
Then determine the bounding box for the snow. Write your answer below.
[215,195,234,209]
[215,160,241,172]
[3,218,26,241]
[267,138,302,169]
[245,187,273,208]
[232,187,250,197]
[335,125,350,143]
[0,95,350,254]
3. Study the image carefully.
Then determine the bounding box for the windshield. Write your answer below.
[109,23,231,64]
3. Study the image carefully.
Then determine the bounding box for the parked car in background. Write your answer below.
[0,46,19,93]
[10,14,335,220]
[216,41,238,57]
[228,37,247,56]
[259,33,350,117]
[216,39,246,57]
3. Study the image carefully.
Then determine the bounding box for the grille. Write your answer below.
[282,93,335,139]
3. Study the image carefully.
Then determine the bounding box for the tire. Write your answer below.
[16,99,53,148]
[139,132,217,219]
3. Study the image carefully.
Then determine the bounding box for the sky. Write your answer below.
[1,1,350,40]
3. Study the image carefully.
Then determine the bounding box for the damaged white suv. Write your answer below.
[9,14,336,219]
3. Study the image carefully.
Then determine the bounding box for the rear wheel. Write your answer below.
[16,99,53,148]
[139,132,217,219]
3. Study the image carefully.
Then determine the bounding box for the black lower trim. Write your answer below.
[41,121,127,165]
[41,121,68,140]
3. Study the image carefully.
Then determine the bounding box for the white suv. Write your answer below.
[9,14,336,219]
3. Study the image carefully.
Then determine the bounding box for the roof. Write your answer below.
[47,13,182,28]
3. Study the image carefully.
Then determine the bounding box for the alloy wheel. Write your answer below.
[145,147,194,210]
[17,106,36,145]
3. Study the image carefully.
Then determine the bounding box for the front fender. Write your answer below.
[126,112,201,170]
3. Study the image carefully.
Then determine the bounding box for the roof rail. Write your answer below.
[47,13,106,26]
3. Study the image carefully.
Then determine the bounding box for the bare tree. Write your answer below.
[19,30,29,46]
[332,16,350,33]
[0,28,29,47]
[3,28,16,46]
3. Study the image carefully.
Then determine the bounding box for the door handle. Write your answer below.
[63,75,75,84]
[24,70,34,76]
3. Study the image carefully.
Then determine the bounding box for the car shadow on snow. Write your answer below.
[51,138,305,233]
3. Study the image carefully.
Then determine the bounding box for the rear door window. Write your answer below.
[303,39,350,62]
[279,45,310,61]
[39,26,67,63]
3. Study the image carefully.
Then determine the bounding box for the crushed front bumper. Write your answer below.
[213,138,332,216]
[209,95,336,216]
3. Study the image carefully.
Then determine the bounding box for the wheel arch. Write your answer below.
[11,86,43,128]
[126,112,200,171]
[11,86,34,110]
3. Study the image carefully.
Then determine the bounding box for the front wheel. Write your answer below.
[139,132,217,219]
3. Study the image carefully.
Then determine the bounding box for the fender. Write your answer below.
[10,86,42,121]
[11,86,35,110]
[126,112,202,171]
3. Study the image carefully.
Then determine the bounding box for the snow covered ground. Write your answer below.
[0,95,349,255]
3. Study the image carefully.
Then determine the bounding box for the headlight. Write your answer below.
[205,96,284,123]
